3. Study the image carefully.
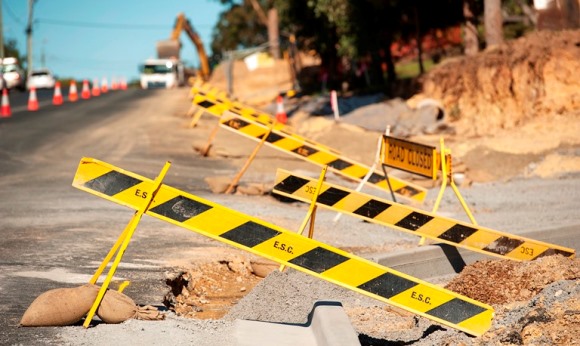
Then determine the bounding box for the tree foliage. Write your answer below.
[3,39,24,62]
[210,0,532,89]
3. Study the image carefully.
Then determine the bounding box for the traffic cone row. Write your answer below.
[0,77,128,117]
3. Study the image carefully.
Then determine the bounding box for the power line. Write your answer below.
[36,18,214,30]
[3,1,25,27]
[36,18,168,30]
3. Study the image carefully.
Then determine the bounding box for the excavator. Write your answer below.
[157,13,211,81]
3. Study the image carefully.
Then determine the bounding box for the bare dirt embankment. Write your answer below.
[163,30,580,344]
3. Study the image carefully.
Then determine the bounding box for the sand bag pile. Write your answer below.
[21,284,164,327]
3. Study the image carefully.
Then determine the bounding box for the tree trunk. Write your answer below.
[267,8,280,59]
[463,0,479,56]
[484,0,504,48]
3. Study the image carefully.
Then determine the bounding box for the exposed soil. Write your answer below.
[163,30,580,344]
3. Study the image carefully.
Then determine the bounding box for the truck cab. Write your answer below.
[139,58,185,89]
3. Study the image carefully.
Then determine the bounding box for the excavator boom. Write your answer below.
[157,13,210,81]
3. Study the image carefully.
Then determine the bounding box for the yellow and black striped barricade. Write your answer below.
[218,111,428,203]
[190,87,344,156]
[272,169,575,261]
[72,157,493,336]
[191,87,280,128]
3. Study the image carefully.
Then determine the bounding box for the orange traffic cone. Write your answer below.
[101,77,108,93]
[92,79,101,97]
[28,87,39,111]
[69,80,79,102]
[81,80,91,99]
[120,77,127,90]
[275,95,287,124]
[53,81,64,105]
[111,77,118,90]
[1,88,11,117]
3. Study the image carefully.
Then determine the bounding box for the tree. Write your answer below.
[212,0,469,90]
[4,39,24,62]
[463,0,480,55]
[484,0,504,47]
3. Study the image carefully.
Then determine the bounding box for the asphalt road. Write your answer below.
[0,88,225,344]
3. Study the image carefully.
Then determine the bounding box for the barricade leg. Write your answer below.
[83,161,171,328]
[224,123,275,194]
[279,166,327,272]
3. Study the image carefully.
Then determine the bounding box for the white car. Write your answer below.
[0,57,27,91]
[27,69,56,90]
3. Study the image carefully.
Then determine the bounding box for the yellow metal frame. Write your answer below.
[224,121,277,194]
[279,166,327,271]
[83,161,172,328]
[419,138,476,245]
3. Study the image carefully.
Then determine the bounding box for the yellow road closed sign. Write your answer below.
[382,135,438,179]
[72,157,493,336]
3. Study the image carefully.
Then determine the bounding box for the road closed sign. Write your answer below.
[382,135,437,179]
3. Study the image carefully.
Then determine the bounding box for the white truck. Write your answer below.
[139,58,185,89]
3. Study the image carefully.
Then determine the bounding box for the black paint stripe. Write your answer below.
[358,272,417,299]
[317,187,350,207]
[223,118,252,131]
[149,196,212,222]
[367,172,385,184]
[327,159,353,171]
[534,248,575,259]
[198,100,215,109]
[265,132,284,143]
[292,145,319,157]
[395,212,434,231]
[438,224,479,244]
[426,298,486,324]
[394,185,421,198]
[84,171,142,197]
[220,221,281,248]
[289,247,349,273]
[274,175,310,195]
[483,237,524,255]
[353,199,392,218]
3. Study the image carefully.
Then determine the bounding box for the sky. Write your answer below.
[2,0,228,81]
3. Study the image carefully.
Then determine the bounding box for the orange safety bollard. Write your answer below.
[69,80,79,102]
[92,79,101,97]
[275,95,287,124]
[81,80,91,99]
[53,81,64,105]
[1,88,11,117]
[28,87,39,111]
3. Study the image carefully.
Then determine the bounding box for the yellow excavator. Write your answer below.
[157,13,211,81]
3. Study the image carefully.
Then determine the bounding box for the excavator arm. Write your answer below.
[157,13,210,81]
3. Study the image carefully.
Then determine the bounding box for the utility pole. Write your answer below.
[0,0,4,88]
[26,0,34,75]
[0,0,4,61]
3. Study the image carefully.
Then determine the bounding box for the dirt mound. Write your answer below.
[420,29,580,136]
[445,255,580,305]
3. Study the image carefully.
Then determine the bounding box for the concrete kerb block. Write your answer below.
[234,301,361,346]
[371,224,580,280]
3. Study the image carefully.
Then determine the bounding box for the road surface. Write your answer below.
[1,87,578,345]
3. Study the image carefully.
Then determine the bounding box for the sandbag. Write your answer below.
[97,289,138,324]
[20,284,100,327]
